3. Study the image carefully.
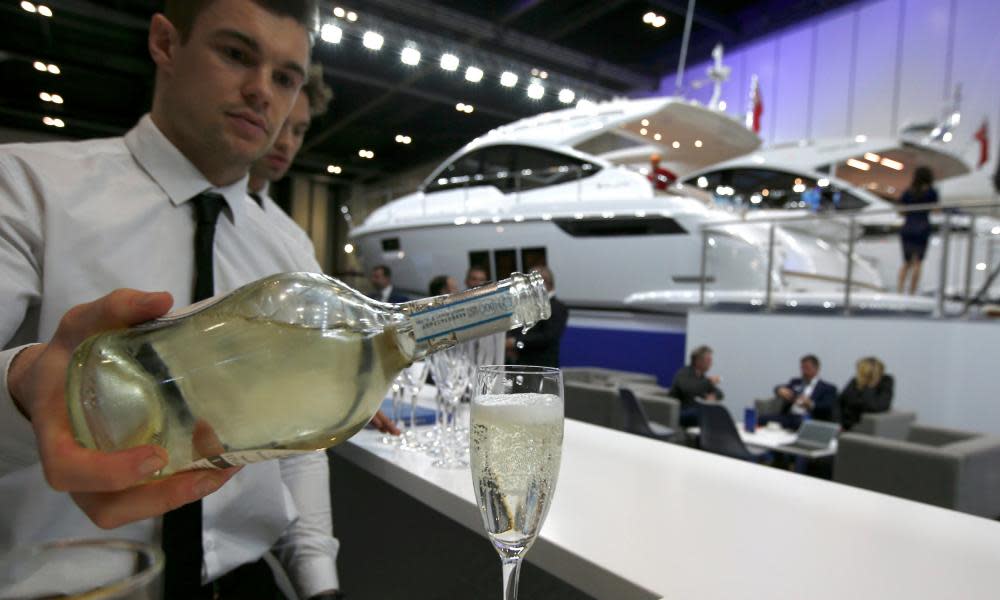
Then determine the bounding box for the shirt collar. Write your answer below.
[125,114,248,224]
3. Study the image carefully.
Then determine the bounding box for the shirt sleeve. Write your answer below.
[0,345,42,475]
[0,154,45,473]
[273,452,340,598]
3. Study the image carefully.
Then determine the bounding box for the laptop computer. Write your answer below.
[776,420,840,455]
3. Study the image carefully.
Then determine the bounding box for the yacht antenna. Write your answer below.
[674,0,697,96]
[707,43,730,109]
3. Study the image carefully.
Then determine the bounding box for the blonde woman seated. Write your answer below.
[838,357,894,430]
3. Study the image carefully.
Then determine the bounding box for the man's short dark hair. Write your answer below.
[690,345,712,364]
[303,64,334,117]
[801,354,820,368]
[428,275,449,297]
[373,265,391,279]
[467,265,488,278]
[164,0,318,42]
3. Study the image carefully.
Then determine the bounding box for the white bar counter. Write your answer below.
[336,418,1000,599]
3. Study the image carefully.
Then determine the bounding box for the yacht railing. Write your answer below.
[697,198,1000,317]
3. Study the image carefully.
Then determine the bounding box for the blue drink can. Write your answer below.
[744,407,757,432]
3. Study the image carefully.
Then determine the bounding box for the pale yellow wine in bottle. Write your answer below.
[66,271,549,476]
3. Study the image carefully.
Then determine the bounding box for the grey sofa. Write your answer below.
[564,380,680,434]
[834,424,1000,518]
[562,367,658,387]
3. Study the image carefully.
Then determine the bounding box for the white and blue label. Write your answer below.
[411,289,514,343]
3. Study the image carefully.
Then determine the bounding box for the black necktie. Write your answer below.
[162,192,225,599]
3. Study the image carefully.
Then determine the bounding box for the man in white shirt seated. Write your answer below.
[0,1,377,598]
[765,354,838,429]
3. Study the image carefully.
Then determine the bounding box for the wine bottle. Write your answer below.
[66,271,550,476]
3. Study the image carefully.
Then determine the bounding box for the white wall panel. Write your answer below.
[851,0,902,138]
[810,9,856,139]
[773,25,815,142]
[896,0,952,132]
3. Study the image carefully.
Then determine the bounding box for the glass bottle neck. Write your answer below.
[399,272,549,360]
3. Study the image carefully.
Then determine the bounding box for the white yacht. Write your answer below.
[680,135,1000,299]
[352,96,928,315]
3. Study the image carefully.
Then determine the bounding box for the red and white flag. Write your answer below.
[746,75,763,134]
[974,119,989,168]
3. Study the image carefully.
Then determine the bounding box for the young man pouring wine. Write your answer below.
[0,1,382,597]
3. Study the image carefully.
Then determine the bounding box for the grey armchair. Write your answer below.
[562,367,658,387]
[851,410,917,440]
[754,396,784,419]
[834,425,1000,519]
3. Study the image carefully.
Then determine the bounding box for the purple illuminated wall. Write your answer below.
[659,0,1000,170]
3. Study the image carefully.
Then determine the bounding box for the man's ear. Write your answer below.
[148,14,180,75]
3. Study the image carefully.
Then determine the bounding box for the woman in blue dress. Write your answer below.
[897,166,938,295]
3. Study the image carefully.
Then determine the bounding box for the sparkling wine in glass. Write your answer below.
[470,365,564,600]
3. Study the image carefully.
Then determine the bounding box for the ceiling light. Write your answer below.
[846,158,871,171]
[942,131,954,143]
[362,31,384,50]
[672,141,680,149]
[500,71,518,87]
[539,71,548,79]
[333,7,345,18]
[440,53,459,71]
[39,92,51,102]
[527,81,545,100]
[694,139,703,148]
[864,152,881,162]
[643,11,655,24]
[346,11,358,22]
[42,116,64,128]
[400,46,421,66]
[464,104,474,113]
[762,188,769,196]
[344,243,354,254]
[21,1,36,12]
[653,133,662,141]
[697,177,708,188]
[558,88,575,104]
[395,134,412,144]
[976,262,987,271]
[358,149,374,159]
[654,15,666,28]
[641,119,650,126]
[456,102,465,111]
[880,157,904,170]
[33,61,46,71]
[51,94,62,104]
[640,128,648,135]
[320,24,342,44]
[465,66,484,83]
[855,134,868,143]
[37,4,51,16]
[327,165,342,174]
[718,100,727,111]
[47,64,60,74]
[792,183,806,193]
[818,178,830,187]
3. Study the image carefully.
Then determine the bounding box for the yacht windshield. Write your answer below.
[425,144,600,193]
[686,168,869,212]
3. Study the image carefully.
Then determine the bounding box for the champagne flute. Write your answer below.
[427,346,472,468]
[470,365,564,600]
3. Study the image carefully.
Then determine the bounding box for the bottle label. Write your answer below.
[133,293,226,331]
[411,289,515,344]
[177,448,318,471]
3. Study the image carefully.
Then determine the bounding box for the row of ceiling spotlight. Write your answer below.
[318,24,589,106]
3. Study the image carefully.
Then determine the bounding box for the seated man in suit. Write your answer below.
[765,354,837,429]
[369,264,408,303]
[669,345,724,428]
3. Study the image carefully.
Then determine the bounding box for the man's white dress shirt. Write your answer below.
[0,115,338,597]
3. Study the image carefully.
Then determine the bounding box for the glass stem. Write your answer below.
[500,556,522,600]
